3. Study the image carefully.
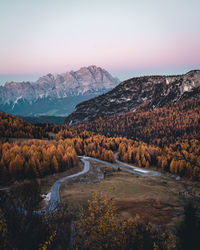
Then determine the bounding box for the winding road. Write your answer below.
[38,154,161,213]
[83,156,160,177]
[37,157,90,213]
[114,153,161,177]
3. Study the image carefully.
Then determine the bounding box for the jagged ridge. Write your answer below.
[0,65,119,116]
[65,70,200,125]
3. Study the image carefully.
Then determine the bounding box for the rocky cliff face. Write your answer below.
[65,70,200,125]
[0,65,119,116]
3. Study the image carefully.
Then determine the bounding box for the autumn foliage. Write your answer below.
[76,99,200,144]
[74,192,176,250]
[0,139,78,184]
[1,99,200,184]
[118,138,200,180]
[57,131,119,162]
[57,129,200,180]
[0,112,47,139]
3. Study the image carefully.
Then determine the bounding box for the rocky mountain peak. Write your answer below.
[0,66,119,116]
[186,69,200,75]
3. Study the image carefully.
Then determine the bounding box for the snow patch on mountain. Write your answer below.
[12,96,23,109]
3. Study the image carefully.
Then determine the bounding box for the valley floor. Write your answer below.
[58,159,200,227]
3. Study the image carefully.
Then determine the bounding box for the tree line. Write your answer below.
[57,129,200,180]
[118,138,200,180]
[0,132,120,184]
[0,139,78,184]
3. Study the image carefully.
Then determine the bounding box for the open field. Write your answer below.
[60,160,200,226]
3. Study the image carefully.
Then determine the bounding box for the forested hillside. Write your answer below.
[0,112,48,138]
[1,100,199,185]
[76,99,200,144]
[64,98,200,180]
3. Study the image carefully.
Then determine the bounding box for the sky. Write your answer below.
[0,0,200,85]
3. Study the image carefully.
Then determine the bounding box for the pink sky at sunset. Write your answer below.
[0,0,200,83]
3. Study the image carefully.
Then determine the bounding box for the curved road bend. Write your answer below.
[114,155,160,177]
[37,157,90,213]
[84,156,160,177]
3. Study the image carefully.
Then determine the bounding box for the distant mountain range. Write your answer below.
[65,70,200,125]
[0,65,119,116]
